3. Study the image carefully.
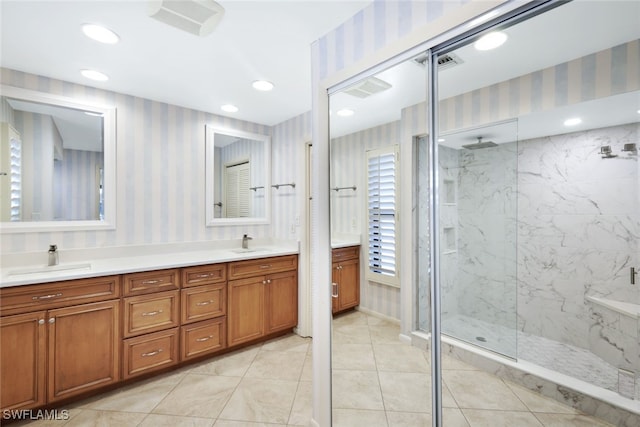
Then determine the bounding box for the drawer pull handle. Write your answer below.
[141,310,163,316]
[332,283,339,298]
[196,300,214,306]
[141,279,162,285]
[259,265,272,269]
[195,335,214,342]
[141,349,163,357]
[32,292,63,300]
[195,273,213,278]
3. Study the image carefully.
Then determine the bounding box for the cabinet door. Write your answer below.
[227,276,264,346]
[0,311,46,411]
[47,300,120,402]
[337,258,360,311]
[265,270,298,334]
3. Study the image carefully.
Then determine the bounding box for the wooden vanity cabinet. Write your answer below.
[227,255,298,346]
[180,264,227,361]
[332,246,360,314]
[0,276,121,411]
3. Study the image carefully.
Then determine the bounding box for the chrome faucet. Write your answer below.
[48,244,59,266]
[242,234,252,249]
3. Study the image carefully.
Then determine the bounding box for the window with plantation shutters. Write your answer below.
[366,145,399,286]
[1,123,21,222]
[224,161,250,218]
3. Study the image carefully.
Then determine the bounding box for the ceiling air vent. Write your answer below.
[343,77,392,99]
[412,52,464,71]
[149,0,225,37]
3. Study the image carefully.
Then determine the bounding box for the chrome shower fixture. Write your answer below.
[462,136,498,150]
[621,143,637,153]
[600,145,617,158]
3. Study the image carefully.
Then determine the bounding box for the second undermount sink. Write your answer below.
[8,262,92,277]
[230,247,266,254]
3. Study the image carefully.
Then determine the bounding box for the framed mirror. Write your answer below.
[0,85,116,233]
[205,125,271,226]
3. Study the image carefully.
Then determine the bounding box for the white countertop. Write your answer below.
[331,233,361,249]
[1,239,299,288]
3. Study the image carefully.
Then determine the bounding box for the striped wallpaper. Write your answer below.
[0,67,308,253]
[54,149,103,221]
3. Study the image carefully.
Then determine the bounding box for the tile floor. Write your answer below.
[12,310,614,426]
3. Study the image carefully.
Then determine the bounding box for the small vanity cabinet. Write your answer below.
[122,269,180,379]
[0,276,121,410]
[180,264,227,361]
[227,255,298,346]
[332,246,360,314]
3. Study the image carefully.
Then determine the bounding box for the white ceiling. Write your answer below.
[0,0,371,127]
[330,0,640,141]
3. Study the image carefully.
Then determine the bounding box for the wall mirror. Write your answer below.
[205,125,271,226]
[0,85,116,233]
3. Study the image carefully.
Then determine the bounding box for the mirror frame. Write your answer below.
[205,125,271,226]
[0,84,117,233]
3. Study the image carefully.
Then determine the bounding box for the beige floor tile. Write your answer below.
[386,411,431,426]
[533,413,614,426]
[218,377,298,424]
[332,370,384,410]
[444,370,528,411]
[244,350,305,380]
[152,374,241,418]
[300,353,312,381]
[138,413,214,426]
[190,346,261,377]
[378,371,431,413]
[443,408,472,427]
[332,408,388,427]
[333,311,369,327]
[214,421,287,426]
[373,343,429,373]
[462,409,543,426]
[441,354,479,371]
[64,409,146,426]
[505,381,579,414]
[79,370,184,412]
[6,408,83,426]
[288,381,312,426]
[260,334,310,353]
[369,323,401,344]
[332,343,377,370]
[333,324,372,344]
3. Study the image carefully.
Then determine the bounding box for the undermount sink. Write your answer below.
[7,262,92,277]
[230,247,266,254]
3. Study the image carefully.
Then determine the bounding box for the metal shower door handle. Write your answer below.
[632,267,638,285]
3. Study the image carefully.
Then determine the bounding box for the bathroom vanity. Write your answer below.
[0,246,298,413]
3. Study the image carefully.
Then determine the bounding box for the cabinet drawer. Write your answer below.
[123,291,179,338]
[0,276,121,316]
[182,264,226,288]
[181,284,226,324]
[123,269,179,296]
[180,318,226,361]
[332,246,360,262]
[228,255,297,280]
[123,328,179,379]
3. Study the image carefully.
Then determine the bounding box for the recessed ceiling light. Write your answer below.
[80,69,109,81]
[82,24,120,44]
[221,104,238,113]
[336,108,354,117]
[637,109,640,114]
[252,80,274,91]
[438,138,446,142]
[474,31,507,51]
[564,117,582,126]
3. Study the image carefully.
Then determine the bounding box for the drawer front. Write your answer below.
[123,328,179,379]
[123,269,180,296]
[123,291,179,338]
[228,255,298,280]
[0,276,121,316]
[180,318,226,361]
[182,264,226,288]
[181,284,226,324]
[332,246,360,263]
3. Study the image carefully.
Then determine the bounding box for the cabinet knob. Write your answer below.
[38,319,45,325]
[48,318,55,324]
[267,279,271,284]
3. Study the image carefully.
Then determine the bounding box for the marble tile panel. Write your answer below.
[373,343,430,373]
[63,409,147,427]
[332,370,384,410]
[331,409,388,427]
[443,370,528,411]
[138,414,214,427]
[332,343,376,371]
[244,350,305,381]
[218,377,298,424]
[504,381,579,414]
[461,409,543,427]
[152,374,241,418]
[190,345,261,377]
[288,381,312,426]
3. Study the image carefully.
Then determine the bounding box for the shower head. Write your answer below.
[462,136,498,150]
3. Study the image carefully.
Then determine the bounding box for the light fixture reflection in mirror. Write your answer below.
[0,85,116,233]
[205,126,271,226]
